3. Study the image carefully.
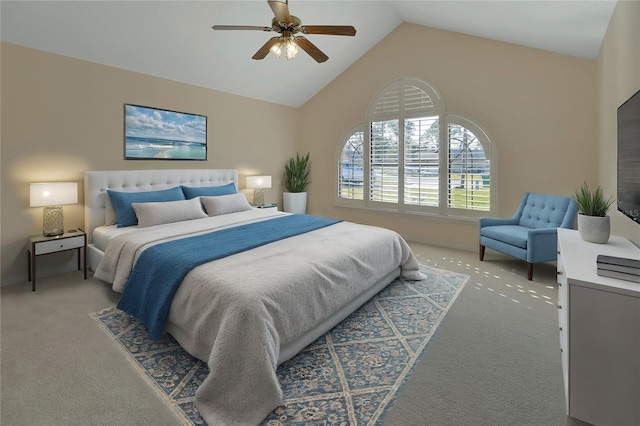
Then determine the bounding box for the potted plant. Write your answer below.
[574,182,615,244]
[283,152,310,214]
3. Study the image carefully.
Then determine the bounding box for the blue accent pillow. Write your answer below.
[107,187,186,227]
[181,183,236,199]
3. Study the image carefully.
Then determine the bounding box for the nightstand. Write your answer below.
[28,228,87,291]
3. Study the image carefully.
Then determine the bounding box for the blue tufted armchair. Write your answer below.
[479,192,578,280]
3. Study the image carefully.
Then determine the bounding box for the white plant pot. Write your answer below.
[283,192,307,214]
[578,214,610,244]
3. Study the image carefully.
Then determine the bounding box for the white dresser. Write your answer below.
[556,228,640,426]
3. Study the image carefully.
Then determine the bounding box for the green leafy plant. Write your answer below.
[284,152,310,193]
[574,182,615,217]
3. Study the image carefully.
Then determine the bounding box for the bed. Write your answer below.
[85,169,424,425]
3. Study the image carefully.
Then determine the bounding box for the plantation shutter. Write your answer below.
[404,84,435,112]
[369,81,439,205]
[343,77,493,215]
[370,120,399,203]
[370,81,399,203]
[404,116,439,206]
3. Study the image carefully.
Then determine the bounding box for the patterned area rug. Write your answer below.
[92,266,468,425]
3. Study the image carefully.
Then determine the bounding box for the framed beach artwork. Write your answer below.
[124,104,207,160]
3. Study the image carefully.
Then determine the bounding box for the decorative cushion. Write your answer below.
[201,193,252,216]
[132,198,207,228]
[480,225,529,249]
[518,193,571,229]
[181,183,236,199]
[107,186,186,227]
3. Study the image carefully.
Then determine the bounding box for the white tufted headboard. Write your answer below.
[84,169,238,244]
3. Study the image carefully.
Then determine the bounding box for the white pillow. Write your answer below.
[201,193,252,216]
[132,198,207,228]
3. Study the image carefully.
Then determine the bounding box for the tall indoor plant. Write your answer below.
[283,152,310,214]
[574,182,615,244]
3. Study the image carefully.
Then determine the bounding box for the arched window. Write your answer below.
[446,116,493,214]
[336,77,496,218]
[337,125,365,201]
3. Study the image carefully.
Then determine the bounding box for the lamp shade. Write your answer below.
[30,182,78,207]
[246,176,272,189]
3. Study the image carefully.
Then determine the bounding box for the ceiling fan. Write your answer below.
[212,0,356,63]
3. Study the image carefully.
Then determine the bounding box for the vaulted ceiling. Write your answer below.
[1,1,617,107]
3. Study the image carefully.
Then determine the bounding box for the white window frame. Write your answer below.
[335,77,497,220]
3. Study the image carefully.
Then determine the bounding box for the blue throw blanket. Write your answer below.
[117,214,342,340]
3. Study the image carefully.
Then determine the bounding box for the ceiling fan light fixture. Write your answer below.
[269,40,283,57]
[285,38,299,59]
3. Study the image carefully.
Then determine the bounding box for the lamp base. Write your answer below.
[253,189,265,207]
[43,206,64,236]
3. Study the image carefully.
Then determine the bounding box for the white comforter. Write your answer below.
[95,210,423,425]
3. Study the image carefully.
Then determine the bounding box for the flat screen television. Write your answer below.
[617,89,640,224]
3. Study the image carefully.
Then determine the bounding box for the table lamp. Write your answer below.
[30,182,78,236]
[246,176,272,206]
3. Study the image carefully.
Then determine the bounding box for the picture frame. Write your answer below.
[124,104,207,160]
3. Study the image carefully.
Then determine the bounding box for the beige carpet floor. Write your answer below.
[1,241,587,425]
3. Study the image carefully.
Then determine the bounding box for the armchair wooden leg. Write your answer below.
[479,244,485,261]
[527,263,533,281]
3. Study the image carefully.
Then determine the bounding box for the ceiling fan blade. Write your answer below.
[295,36,329,63]
[301,25,357,36]
[268,0,292,24]
[212,25,272,32]
[252,37,281,60]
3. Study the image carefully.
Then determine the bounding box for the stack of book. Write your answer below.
[597,255,640,283]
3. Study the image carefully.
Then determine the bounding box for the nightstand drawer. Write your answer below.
[35,235,84,255]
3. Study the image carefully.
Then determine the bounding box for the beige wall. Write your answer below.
[597,0,640,246]
[1,42,298,284]
[300,23,598,248]
[3,16,621,284]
